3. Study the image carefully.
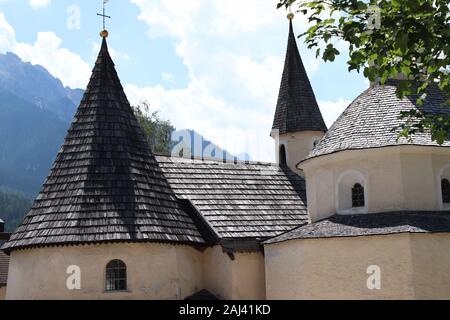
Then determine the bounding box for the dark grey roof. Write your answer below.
[2,39,205,253]
[264,211,450,244]
[306,81,450,161]
[0,250,8,286]
[185,289,219,300]
[156,156,309,239]
[272,20,327,135]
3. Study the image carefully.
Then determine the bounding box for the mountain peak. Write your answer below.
[0,51,81,122]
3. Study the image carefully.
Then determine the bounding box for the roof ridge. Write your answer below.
[155,154,278,167]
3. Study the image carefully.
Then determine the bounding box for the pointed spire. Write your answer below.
[272,16,327,136]
[2,37,205,253]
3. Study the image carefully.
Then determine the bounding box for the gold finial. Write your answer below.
[100,30,109,38]
[287,12,295,20]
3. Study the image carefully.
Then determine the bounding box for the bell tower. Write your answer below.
[271,13,327,174]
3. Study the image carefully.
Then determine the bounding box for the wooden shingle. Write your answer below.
[272,20,327,135]
[157,156,309,239]
[307,81,450,161]
[2,39,205,253]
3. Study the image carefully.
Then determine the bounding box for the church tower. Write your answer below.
[271,14,327,174]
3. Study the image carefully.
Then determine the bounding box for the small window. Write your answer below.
[352,183,365,208]
[279,145,287,166]
[106,260,127,292]
[442,179,450,204]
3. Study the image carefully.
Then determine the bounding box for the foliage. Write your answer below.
[132,102,175,155]
[0,188,32,232]
[277,0,450,143]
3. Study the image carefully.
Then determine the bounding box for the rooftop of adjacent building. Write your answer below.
[303,81,450,164]
[264,211,450,244]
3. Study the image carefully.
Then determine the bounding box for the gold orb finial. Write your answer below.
[100,30,109,38]
[287,12,295,20]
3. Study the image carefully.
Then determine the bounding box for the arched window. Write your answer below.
[352,183,365,208]
[336,170,367,214]
[442,179,450,204]
[279,145,287,166]
[106,260,127,292]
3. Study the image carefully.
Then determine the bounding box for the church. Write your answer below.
[1,14,450,300]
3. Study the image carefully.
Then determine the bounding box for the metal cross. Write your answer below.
[97,0,111,30]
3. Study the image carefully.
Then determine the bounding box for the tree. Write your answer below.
[0,188,32,233]
[132,102,175,155]
[278,0,449,144]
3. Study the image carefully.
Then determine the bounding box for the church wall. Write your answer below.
[265,233,450,300]
[409,233,450,299]
[264,234,416,300]
[202,246,233,299]
[400,151,436,210]
[277,131,325,175]
[300,146,450,222]
[202,246,266,300]
[5,243,203,300]
[231,251,266,300]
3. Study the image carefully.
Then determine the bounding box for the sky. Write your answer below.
[0,0,368,162]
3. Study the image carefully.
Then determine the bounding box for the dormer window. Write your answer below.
[442,179,450,204]
[352,183,365,208]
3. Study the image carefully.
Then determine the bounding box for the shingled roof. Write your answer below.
[272,19,327,135]
[0,250,8,287]
[306,81,450,161]
[157,156,309,239]
[264,211,450,244]
[2,38,205,253]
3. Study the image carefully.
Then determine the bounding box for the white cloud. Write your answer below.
[129,0,322,162]
[92,42,130,61]
[29,0,51,9]
[318,98,351,128]
[161,73,175,83]
[0,12,90,89]
[0,12,15,52]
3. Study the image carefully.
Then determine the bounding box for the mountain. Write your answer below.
[0,87,70,196]
[174,129,252,162]
[0,52,80,197]
[0,187,32,232]
[0,52,250,230]
[0,52,82,122]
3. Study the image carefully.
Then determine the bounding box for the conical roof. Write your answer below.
[2,38,205,253]
[305,81,450,161]
[272,20,327,135]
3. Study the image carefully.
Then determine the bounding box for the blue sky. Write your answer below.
[0,0,368,161]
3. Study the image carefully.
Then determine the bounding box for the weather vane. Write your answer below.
[97,0,111,37]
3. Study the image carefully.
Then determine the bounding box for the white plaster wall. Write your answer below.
[300,146,450,222]
[265,234,406,300]
[265,233,450,300]
[6,243,203,300]
[276,131,325,175]
[202,246,266,300]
